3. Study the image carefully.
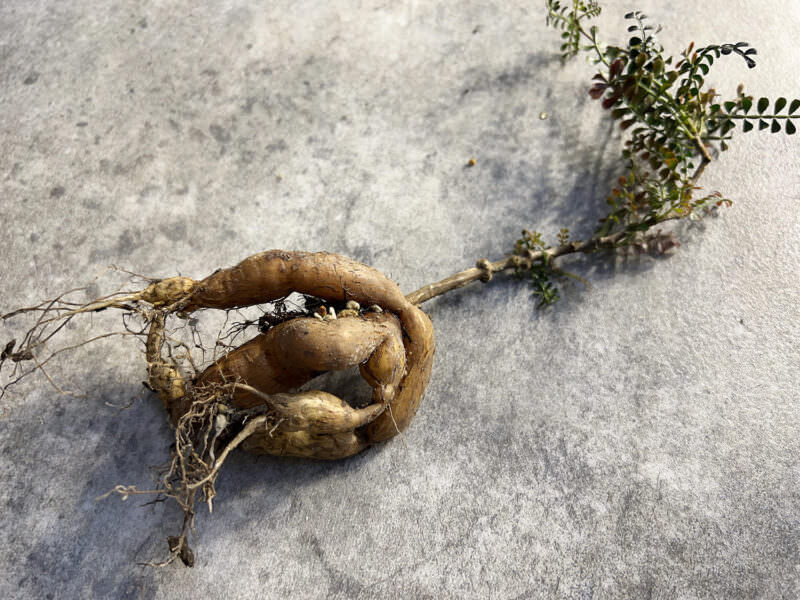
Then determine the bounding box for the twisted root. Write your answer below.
[145,250,435,459]
[4,250,435,565]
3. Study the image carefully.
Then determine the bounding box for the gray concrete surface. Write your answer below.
[1,1,798,598]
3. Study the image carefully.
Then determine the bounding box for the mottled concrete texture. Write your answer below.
[1,1,799,598]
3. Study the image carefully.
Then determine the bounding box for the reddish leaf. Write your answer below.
[602,95,617,109]
[609,58,625,79]
[589,84,607,99]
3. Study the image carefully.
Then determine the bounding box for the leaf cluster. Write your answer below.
[546,0,602,60]
[597,165,728,240]
[585,12,799,213]
[514,3,799,307]
[512,230,561,308]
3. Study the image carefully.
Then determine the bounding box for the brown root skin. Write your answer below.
[144,250,435,459]
[195,311,404,409]
[145,311,186,414]
[265,391,387,434]
[141,277,195,308]
[241,427,369,459]
[2,249,435,565]
[184,250,412,314]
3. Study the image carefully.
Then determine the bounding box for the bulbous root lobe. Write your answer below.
[145,250,435,460]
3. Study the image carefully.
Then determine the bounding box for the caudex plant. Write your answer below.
[1,2,798,567]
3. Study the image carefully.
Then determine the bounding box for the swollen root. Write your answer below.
[139,250,435,458]
[1,250,435,566]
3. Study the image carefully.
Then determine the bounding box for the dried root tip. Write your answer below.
[167,536,195,568]
[145,311,190,422]
[1,339,32,363]
[141,277,196,307]
[148,363,186,408]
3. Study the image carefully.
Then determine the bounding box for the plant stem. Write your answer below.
[407,157,711,307]
[406,233,626,306]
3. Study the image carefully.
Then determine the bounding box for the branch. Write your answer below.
[406,231,627,306]
[407,157,710,307]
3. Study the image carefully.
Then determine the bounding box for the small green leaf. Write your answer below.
[789,99,800,115]
[742,98,753,113]
[723,101,736,112]
[771,119,781,133]
[758,119,769,130]
[757,97,769,114]
[786,120,796,135]
[652,56,664,75]
[775,97,787,113]
[742,120,754,132]
[721,120,736,135]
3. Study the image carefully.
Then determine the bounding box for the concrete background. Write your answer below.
[1,1,798,598]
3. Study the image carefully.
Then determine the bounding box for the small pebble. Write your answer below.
[339,309,359,318]
[345,300,360,311]
[313,312,324,321]
[367,304,383,313]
